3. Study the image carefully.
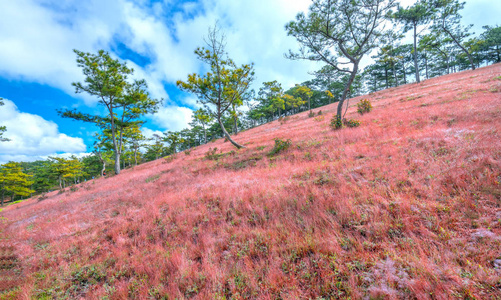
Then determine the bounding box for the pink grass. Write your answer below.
[1,64,501,299]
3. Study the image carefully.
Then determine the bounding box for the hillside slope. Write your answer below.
[1,64,501,299]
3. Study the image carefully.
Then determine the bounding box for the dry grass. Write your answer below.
[1,64,501,299]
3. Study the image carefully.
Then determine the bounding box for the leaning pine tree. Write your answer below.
[286,0,396,120]
[177,25,254,149]
[59,50,159,175]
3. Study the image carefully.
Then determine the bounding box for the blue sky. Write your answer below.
[0,0,499,163]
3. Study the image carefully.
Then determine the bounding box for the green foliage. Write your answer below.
[163,131,184,154]
[268,138,292,156]
[308,110,315,118]
[330,115,344,130]
[329,115,361,129]
[480,25,501,63]
[357,99,373,115]
[0,98,9,142]
[58,49,160,175]
[390,0,434,82]
[177,25,254,149]
[145,174,160,183]
[344,119,361,128]
[0,162,35,206]
[431,0,477,70]
[204,147,221,160]
[286,0,396,117]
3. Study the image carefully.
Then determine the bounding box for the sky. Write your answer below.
[0,0,499,164]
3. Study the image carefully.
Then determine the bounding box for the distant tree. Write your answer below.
[257,81,284,119]
[379,30,405,86]
[283,93,305,115]
[92,131,116,176]
[58,50,160,175]
[431,0,476,70]
[177,25,254,149]
[126,125,146,166]
[163,131,184,154]
[0,162,34,206]
[286,0,396,119]
[0,98,9,142]
[420,30,455,75]
[310,65,345,104]
[22,160,55,194]
[49,156,85,189]
[390,0,433,83]
[81,154,103,179]
[192,108,213,144]
[291,85,313,111]
[144,134,168,161]
[480,25,501,64]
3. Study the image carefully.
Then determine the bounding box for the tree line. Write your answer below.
[0,0,499,205]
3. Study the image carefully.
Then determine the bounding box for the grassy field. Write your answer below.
[1,63,501,299]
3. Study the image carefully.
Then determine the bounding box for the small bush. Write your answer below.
[345,119,361,128]
[268,138,292,156]
[184,149,191,155]
[330,115,343,129]
[313,115,325,122]
[330,115,360,129]
[38,193,48,202]
[357,99,372,115]
[146,174,160,183]
[204,147,221,160]
[317,110,323,116]
[163,155,176,163]
[308,110,315,118]
[279,116,290,125]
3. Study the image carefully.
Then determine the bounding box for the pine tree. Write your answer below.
[0,162,35,206]
[177,25,254,149]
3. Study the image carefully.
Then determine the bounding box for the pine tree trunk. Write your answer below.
[337,63,359,118]
[385,67,389,89]
[425,54,429,79]
[114,151,120,175]
[233,114,238,135]
[203,124,207,144]
[403,63,407,84]
[392,63,398,86]
[413,23,420,83]
[217,114,244,149]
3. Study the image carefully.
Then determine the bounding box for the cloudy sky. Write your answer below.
[0,0,499,163]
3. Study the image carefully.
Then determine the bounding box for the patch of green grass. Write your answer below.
[145,174,160,183]
[268,139,292,156]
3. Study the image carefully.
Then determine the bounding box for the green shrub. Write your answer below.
[344,119,361,128]
[330,115,343,129]
[278,116,290,125]
[317,110,323,116]
[357,99,372,115]
[204,147,223,160]
[330,115,360,129]
[308,110,315,118]
[268,138,292,156]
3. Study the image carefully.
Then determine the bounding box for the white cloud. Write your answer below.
[150,106,194,132]
[140,127,164,146]
[1,0,499,136]
[0,99,86,164]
